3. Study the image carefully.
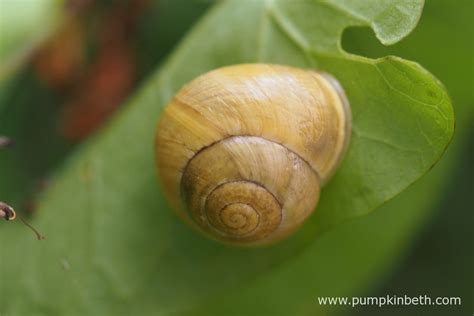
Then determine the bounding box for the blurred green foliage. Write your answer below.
[0,0,63,79]
[343,0,474,314]
[0,0,471,315]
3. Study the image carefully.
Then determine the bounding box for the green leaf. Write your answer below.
[0,69,71,206]
[343,0,474,116]
[0,0,64,80]
[0,0,454,315]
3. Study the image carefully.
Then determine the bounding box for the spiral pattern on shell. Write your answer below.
[155,64,351,245]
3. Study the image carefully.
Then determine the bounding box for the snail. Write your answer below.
[154,64,351,246]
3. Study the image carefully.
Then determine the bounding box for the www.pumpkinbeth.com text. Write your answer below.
[317,295,461,307]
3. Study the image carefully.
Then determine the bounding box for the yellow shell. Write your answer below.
[155,64,351,246]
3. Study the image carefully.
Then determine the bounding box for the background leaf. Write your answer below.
[0,0,211,218]
[0,0,457,315]
[0,0,64,79]
[343,0,474,314]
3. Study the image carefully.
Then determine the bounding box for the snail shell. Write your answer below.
[155,64,351,246]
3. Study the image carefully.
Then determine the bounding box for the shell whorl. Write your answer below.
[180,136,320,243]
[155,64,351,245]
